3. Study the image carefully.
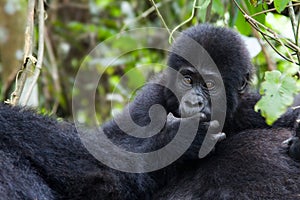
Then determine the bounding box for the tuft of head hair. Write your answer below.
[167,24,254,116]
[168,24,253,78]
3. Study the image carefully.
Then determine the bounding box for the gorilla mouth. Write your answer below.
[180,111,210,122]
[179,102,211,121]
[178,97,211,121]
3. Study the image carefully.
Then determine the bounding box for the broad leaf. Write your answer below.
[255,70,300,125]
[274,0,290,13]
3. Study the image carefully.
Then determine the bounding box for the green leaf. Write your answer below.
[236,11,252,35]
[196,0,211,10]
[254,70,300,125]
[212,0,224,16]
[67,22,84,32]
[235,0,265,35]
[127,68,146,92]
[249,0,263,7]
[112,36,138,52]
[274,0,290,13]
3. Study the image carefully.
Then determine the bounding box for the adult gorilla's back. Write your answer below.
[155,128,300,199]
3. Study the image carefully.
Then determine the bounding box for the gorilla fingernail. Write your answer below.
[209,120,220,129]
[282,137,294,145]
[199,112,207,120]
[213,132,226,142]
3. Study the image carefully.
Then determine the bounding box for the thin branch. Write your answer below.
[36,0,45,70]
[45,27,61,114]
[205,0,213,22]
[148,0,173,41]
[168,0,198,43]
[247,18,298,64]
[251,3,300,17]
[232,0,299,65]
[7,0,35,106]
[288,1,300,64]
[121,0,172,32]
[252,28,276,70]
[22,0,45,105]
[23,0,35,60]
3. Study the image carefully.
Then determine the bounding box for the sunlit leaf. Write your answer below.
[255,70,300,125]
[274,0,289,13]
[249,0,259,7]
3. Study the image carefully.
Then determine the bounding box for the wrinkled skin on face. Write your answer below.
[165,24,253,123]
[165,66,224,122]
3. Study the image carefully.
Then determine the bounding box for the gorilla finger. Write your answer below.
[212,132,226,142]
[282,136,296,145]
[208,120,220,129]
[181,112,207,122]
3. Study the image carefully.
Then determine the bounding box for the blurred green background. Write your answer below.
[0,0,299,124]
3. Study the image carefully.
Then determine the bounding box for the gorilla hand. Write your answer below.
[166,113,225,161]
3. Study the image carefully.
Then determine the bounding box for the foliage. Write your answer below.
[243,0,300,124]
[0,0,300,124]
[273,0,290,13]
[255,70,300,125]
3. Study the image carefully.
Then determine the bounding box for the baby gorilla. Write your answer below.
[0,24,299,200]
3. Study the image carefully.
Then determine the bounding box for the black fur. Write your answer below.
[154,90,300,199]
[167,24,252,119]
[0,149,55,199]
[286,137,300,161]
[1,24,300,200]
[154,128,300,200]
[0,105,159,199]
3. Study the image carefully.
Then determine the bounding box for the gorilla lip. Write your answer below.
[180,111,208,121]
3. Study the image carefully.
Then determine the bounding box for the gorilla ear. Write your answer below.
[238,73,250,94]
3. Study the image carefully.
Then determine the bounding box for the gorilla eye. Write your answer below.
[183,76,193,85]
[205,81,215,90]
[238,78,248,94]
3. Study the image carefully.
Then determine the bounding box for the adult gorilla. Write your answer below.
[0,24,299,199]
[154,128,300,199]
[153,84,300,200]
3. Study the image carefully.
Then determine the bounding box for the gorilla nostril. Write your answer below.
[185,101,194,107]
[185,100,204,110]
[198,102,204,110]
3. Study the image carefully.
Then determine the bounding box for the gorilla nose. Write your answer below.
[185,100,204,111]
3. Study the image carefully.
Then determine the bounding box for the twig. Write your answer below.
[121,0,172,32]
[148,0,173,41]
[248,17,298,64]
[7,0,35,106]
[205,0,213,22]
[288,1,300,64]
[168,0,199,43]
[251,3,300,17]
[5,57,37,105]
[22,0,45,105]
[236,0,275,70]
[232,0,299,65]
[23,0,35,61]
[252,28,276,70]
[45,27,61,114]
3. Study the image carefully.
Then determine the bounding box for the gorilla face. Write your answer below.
[173,66,224,120]
[166,24,253,120]
[164,64,228,121]
[177,66,211,118]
